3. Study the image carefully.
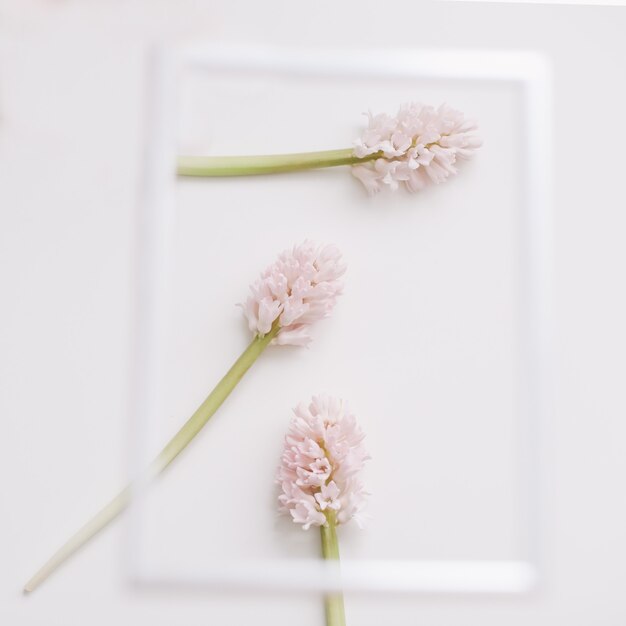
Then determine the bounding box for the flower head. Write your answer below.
[277,395,369,530]
[351,102,481,195]
[241,242,345,347]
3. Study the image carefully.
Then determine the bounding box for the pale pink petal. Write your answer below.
[351,164,382,196]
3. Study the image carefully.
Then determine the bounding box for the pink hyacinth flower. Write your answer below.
[241,242,346,347]
[277,395,369,530]
[352,102,481,195]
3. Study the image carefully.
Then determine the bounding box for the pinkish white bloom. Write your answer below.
[241,242,345,347]
[277,395,369,530]
[352,102,481,195]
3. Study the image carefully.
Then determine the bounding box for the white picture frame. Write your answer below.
[125,44,552,595]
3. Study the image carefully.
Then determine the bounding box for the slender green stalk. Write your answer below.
[177,148,380,177]
[320,512,346,626]
[24,324,280,593]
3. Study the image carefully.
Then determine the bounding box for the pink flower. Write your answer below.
[277,395,369,530]
[352,103,481,195]
[241,242,345,347]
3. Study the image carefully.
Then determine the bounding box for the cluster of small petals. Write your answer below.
[351,102,481,195]
[241,242,345,347]
[277,396,369,530]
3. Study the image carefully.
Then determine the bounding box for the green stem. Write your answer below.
[24,323,280,593]
[320,513,346,626]
[177,148,379,177]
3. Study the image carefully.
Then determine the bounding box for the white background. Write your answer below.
[1,1,626,624]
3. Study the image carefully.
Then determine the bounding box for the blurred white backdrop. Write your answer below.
[1,1,625,624]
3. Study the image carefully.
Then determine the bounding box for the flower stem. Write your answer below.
[24,323,280,593]
[320,513,346,626]
[177,148,378,177]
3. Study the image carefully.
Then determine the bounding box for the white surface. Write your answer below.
[1,0,626,624]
